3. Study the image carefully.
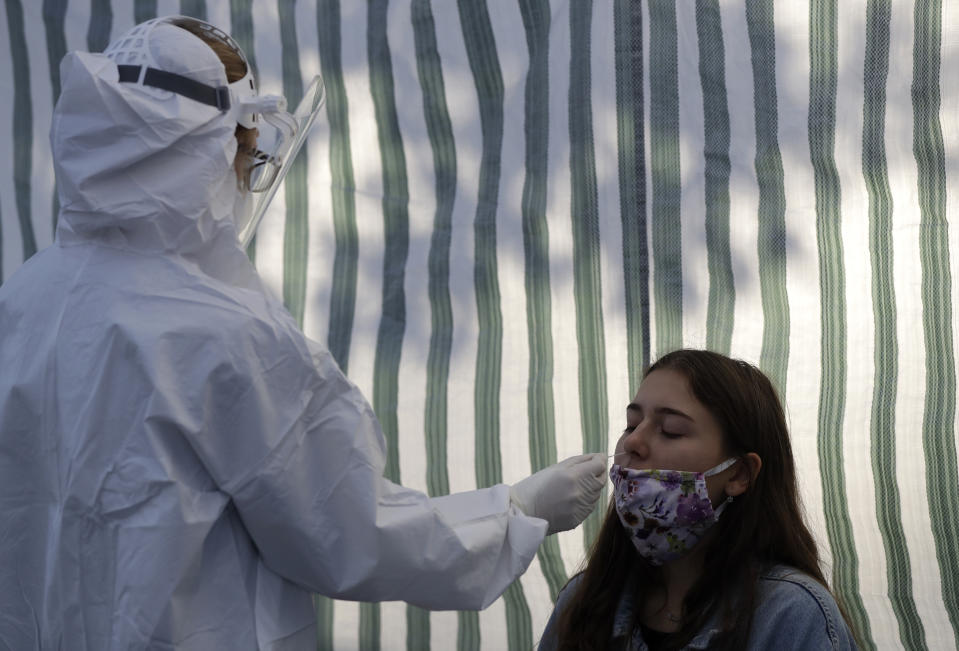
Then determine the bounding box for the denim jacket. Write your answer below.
[537,565,859,650]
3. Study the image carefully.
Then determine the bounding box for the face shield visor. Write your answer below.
[236,75,325,247]
[104,16,325,247]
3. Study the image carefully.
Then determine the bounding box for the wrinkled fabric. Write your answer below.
[609,459,736,565]
[538,566,859,650]
[0,33,546,651]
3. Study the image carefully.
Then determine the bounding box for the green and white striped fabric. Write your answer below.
[2,1,957,649]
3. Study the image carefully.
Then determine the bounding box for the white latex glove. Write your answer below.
[509,453,608,535]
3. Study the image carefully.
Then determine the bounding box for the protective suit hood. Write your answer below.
[51,23,244,267]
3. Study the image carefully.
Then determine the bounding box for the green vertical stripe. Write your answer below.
[648,0,682,358]
[367,0,406,512]
[568,0,608,548]
[367,0,411,646]
[614,0,649,390]
[317,0,357,372]
[6,0,37,263]
[314,0,349,642]
[457,0,502,493]
[412,0,453,509]
[695,0,734,356]
[745,0,789,394]
[518,0,567,604]
[278,0,308,327]
[863,1,926,648]
[134,0,157,24]
[87,0,112,52]
[358,604,380,651]
[179,0,206,20]
[409,3,455,648]
[229,0,258,92]
[457,616,480,651]
[406,608,429,651]
[809,1,873,647]
[503,582,533,651]
[42,0,66,233]
[913,0,959,645]
[457,2,535,650]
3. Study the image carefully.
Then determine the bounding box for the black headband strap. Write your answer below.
[117,64,230,111]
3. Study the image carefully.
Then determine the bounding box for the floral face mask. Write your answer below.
[609,458,738,565]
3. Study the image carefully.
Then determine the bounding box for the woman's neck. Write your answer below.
[642,545,708,632]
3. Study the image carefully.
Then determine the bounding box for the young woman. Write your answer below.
[539,349,859,650]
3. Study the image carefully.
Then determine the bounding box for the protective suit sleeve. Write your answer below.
[197,329,547,610]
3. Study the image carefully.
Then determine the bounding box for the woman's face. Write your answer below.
[614,368,733,503]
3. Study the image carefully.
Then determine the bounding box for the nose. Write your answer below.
[620,423,651,461]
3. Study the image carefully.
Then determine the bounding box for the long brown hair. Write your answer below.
[171,18,257,187]
[555,349,845,650]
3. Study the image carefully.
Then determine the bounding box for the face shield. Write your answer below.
[236,76,325,247]
[104,16,325,247]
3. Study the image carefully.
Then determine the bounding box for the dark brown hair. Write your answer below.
[171,18,257,188]
[554,349,851,650]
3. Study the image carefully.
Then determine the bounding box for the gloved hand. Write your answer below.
[509,453,607,535]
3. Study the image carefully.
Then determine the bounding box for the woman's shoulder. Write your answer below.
[553,572,585,611]
[752,564,858,650]
[757,565,838,608]
[538,573,585,651]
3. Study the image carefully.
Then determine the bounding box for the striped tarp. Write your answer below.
[2,1,957,649]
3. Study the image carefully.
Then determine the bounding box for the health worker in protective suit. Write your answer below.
[0,16,607,650]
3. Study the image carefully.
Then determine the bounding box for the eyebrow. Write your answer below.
[626,402,694,421]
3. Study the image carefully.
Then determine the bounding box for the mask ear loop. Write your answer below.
[704,456,740,477]
[708,457,743,515]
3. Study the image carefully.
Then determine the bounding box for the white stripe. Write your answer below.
[206,3,230,32]
[489,0,531,497]
[156,0,178,19]
[430,0,477,501]
[249,5,286,301]
[23,3,56,250]
[486,2,559,646]
[770,0,834,575]
[676,0,709,349]
[331,3,380,646]
[721,1,763,367]
[331,600,361,650]
[379,602,407,651]
[591,4,629,639]
[593,0,629,521]
[428,0,502,644]
[544,0,587,583]
[835,2,896,645]
[945,2,959,643]
[296,0,335,349]
[480,600,509,651]
[63,1,90,57]
[430,612,459,651]
[384,9,427,644]
[110,1,134,40]
[641,0,656,358]
[390,0,431,498]
[889,0,955,646]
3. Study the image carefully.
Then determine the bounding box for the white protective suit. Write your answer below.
[0,22,605,650]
